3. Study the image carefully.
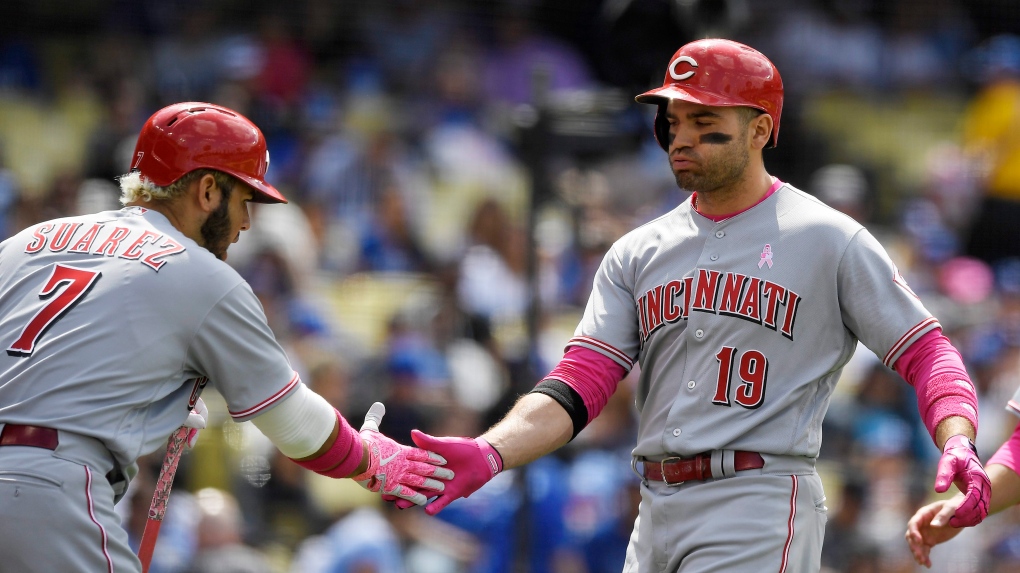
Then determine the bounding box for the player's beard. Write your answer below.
[673,139,750,194]
[201,190,233,261]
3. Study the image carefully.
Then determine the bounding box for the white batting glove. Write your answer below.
[183,398,208,449]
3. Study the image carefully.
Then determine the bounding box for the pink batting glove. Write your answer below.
[351,403,454,506]
[401,430,503,515]
[933,435,990,527]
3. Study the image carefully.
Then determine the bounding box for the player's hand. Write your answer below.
[351,403,454,506]
[905,495,966,568]
[393,430,503,516]
[933,435,990,527]
[183,397,208,449]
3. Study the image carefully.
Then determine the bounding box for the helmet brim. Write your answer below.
[634,84,762,111]
[235,173,288,204]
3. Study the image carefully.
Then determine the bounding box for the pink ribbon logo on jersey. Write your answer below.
[758,244,773,269]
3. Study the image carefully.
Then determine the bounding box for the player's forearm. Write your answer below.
[480,393,574,469]
[934,415,976,450]
[986,464,1020,515]
[987,422,1020,513]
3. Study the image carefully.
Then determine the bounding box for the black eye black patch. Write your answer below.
[699,132,733,144]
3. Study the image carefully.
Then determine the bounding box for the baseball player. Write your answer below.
[906,389,1020,568]
[0,102,452,573]
[398,39,992,572]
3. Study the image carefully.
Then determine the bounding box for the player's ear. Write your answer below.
[195,174,222,213]
[750,113,773,151]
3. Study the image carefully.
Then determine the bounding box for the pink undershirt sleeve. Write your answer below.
[988,420,1020,475]
[545,346,627,425]
[893,328,979,441]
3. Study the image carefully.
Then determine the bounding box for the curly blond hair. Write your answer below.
[118,169,238,206]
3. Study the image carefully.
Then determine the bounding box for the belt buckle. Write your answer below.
[661,456,685,486]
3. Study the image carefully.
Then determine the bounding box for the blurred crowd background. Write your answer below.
[4,0,1020,571]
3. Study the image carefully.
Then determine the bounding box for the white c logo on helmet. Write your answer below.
[669,56,698,81]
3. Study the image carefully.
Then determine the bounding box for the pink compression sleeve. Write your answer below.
[545,346,627,425]
[988,420,1020,475]
[893,329,979,441]
[289,409,364,478]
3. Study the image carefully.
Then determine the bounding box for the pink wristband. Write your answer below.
[988,421,1020,475]
[290,409,364,478]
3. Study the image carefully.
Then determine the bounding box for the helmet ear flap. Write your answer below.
[654,103,670,152]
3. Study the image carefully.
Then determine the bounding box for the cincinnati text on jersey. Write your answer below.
[636,268,802,342]
[22,221,186,271]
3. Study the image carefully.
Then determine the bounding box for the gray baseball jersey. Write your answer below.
[1008,387,1020,418]
[0,206,300,571]
[0,206,298,466]
[569,182,937,460]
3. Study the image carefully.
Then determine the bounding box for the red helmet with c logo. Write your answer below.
[635,39,784,149]
[131,102,287,203]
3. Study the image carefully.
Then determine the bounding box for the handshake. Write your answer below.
[351,402,502,515]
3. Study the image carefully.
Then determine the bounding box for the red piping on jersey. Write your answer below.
[778,474,797,573]
[567,336,634,369]
[692,178,784,222]
[84,466,114,573]
[1010,400,1020,415]
[883,317,939,366]
[230,372,300,419]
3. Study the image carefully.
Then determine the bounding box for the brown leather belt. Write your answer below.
[0,424,59,450]
[643,451,764,485]
[0,424,126,493]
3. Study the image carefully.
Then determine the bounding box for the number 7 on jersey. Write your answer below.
[7,264,102,357]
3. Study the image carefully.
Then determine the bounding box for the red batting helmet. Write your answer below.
[130,102,287,203]
[635,38,783,150]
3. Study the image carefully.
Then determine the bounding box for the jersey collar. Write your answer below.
[691,178,784,222]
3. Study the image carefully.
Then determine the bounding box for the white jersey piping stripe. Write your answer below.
[229,372,300,419]
[778,474,797,573]
[84,466,114,573]
[1008,400,1020,416]
[566,336,634,369]
[883,317,940,367]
